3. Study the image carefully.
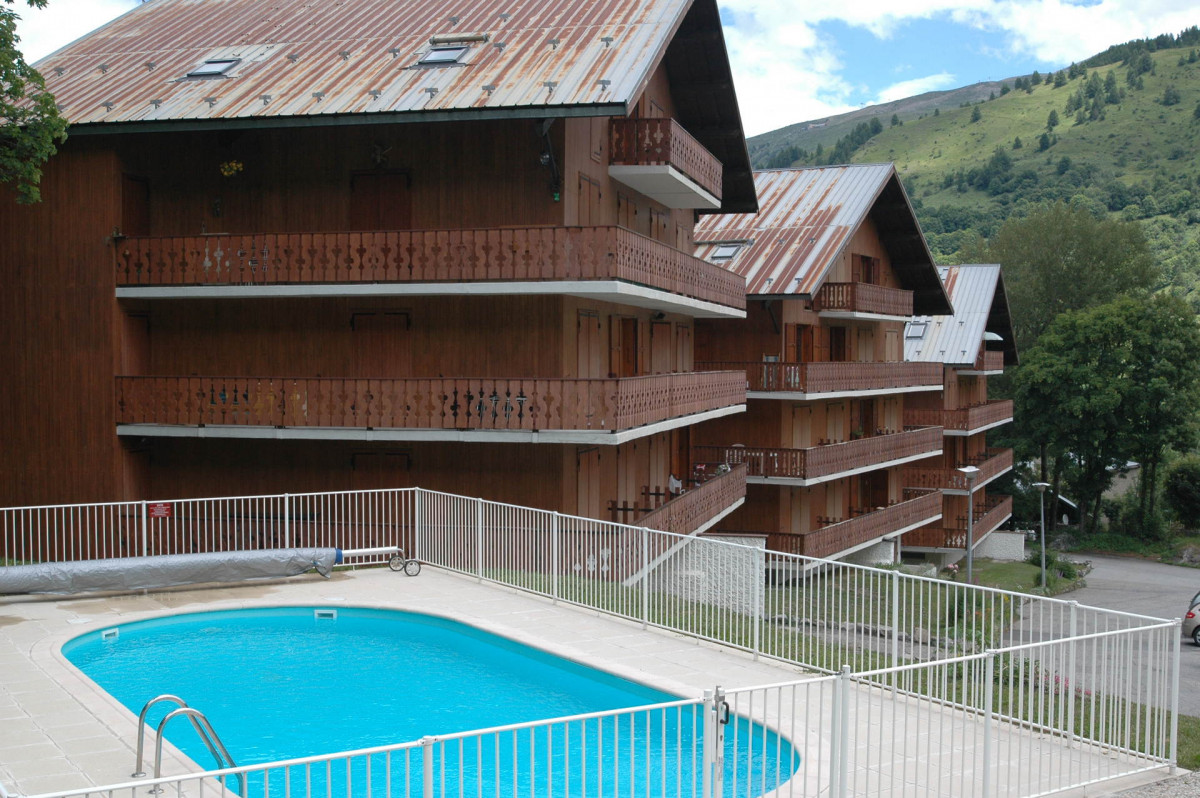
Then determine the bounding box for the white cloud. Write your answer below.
[720,0,1198,134]
[13,0,1198,138]
[13,0,139,63]
[875,73,958,104]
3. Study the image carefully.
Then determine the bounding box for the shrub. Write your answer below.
[1165,454,1200,528]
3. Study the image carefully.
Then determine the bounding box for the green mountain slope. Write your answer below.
[748,37,1200,307]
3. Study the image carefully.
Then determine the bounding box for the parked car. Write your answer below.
[1183,590,1200,644]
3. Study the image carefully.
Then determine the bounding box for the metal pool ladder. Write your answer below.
[132,694,243,794]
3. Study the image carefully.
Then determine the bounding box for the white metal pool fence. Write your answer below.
[2,486,1181,797]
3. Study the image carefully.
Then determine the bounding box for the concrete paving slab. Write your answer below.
[0,566,1180,798]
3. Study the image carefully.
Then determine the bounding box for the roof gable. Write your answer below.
[694,164,949,313]
[904,264,1018,366]
[34,0,701,128]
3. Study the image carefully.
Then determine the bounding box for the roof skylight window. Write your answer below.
[905,322,928,340]
[710,244,743,262]
[418,46,468,66]
[186,59,239,78]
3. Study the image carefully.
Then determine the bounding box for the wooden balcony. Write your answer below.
[769,489,942,560]
[903,448,1013,493]
[812,282,914,318]
[694,426,942,485]
[634,463,746,537]
[697,361,943,398]
[902,494,1013,549]
[608,118,723,208]
[114,372,746,441]
[962,350,1004,373]
[903,400,1014,435]
[113,225,745,313]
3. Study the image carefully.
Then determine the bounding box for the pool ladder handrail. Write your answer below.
[132,694,243,794]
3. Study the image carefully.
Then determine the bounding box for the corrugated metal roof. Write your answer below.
[904,264,1017,366]
[36,0,689,126]
[694,165,896,296]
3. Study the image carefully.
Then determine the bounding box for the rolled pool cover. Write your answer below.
[0,548,343,595]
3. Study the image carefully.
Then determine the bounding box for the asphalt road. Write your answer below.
[1067,554,1200,716]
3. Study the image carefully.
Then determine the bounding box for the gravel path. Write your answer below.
[1111,770,1200,796]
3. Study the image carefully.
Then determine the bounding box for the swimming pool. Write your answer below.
[65,606,798,796]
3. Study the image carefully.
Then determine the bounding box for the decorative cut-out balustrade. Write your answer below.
[903,400,1014,433]
[694,426,942,483]
[903,448,1013,492]
[812,282,914,316]
[902,494,1014,549]
[114,226,745,310]
[766,489,942,560]
[608,118,723,199]
[697,361,943,394]
[114,372,745,434]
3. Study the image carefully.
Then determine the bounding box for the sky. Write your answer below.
[11,0,1200,137]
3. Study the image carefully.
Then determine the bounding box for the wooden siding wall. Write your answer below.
[115,119,564,236]
[563,62,694,250]
[0,143,125,507]
[562,432,678,520]
[826,219,901,289]
[695,301,779,362]
[142,439,566,510]
[129,297,696,380]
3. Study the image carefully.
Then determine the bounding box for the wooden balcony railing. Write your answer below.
[635,463,747,537]
[114,226,745,310]
[697,361,944,395]
[115,372,745,433]
[903,400,1014,433]
[768,490,942,560]
[969,350,1004,372]
[609,118,723,200]
[694,426,942,483]
[812,283,914,316]
[903,494,1013,548]
[903,448,1014,492]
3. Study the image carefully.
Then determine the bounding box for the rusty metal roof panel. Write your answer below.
[905,264,1005,366]
[37,0,690,126]
[694,164,896,296]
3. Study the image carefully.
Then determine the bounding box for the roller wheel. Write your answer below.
[404,559,421,577]
[388,554,405,572]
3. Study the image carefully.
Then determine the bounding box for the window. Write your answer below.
[905,321,928,340]
[418,46,468,65]
[186,59,239,78]
[709,243,742,262]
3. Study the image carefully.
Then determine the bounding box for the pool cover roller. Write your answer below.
[0,548,343,595]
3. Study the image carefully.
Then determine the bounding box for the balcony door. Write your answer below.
[650,322,672,374]
[859,470,889,512]
[577,311,603,378]
[349,171,411,231]
[576,447,601,519]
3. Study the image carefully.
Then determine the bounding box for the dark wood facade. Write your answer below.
[693,220,944,560]
[0,53,749,539]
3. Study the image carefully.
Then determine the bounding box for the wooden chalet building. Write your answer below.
[0,0,760,539]
[691,165,954,562]
[901,264,1018,564]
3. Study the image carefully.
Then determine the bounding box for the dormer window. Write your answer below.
[709,244,743,262]
[418,46,468,66]
[186,59,239,78]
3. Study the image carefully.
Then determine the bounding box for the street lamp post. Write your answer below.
[958,465,981,582]
[1033,482,1051,593]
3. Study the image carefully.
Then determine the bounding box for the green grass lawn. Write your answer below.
[962,557,1087,596]
[1179,715,1200,770]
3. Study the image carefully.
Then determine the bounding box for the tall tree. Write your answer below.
[970,202,1157,353]
[1,0,68,203]
[1016,296,1200,535]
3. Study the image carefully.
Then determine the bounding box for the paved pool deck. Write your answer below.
[0,566,1179,797]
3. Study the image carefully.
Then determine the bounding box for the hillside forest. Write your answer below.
[750,29,1200,547]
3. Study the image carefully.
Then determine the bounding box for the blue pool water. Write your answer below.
[65,607,798,796]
